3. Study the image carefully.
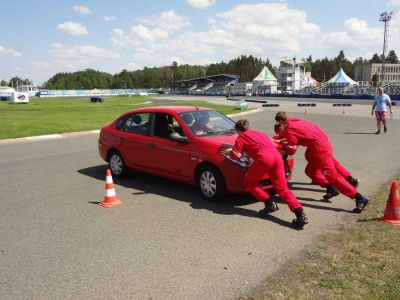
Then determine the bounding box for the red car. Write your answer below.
[98,106,292,201]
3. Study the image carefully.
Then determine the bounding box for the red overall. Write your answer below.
[228,129,302,212]
[283,118,356,199]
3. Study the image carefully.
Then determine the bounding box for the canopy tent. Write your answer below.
[252,66,277,84]
[326,68,357,85]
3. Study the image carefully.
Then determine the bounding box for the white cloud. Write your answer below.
[103,16,116,21]
[0,45,22,57]
[107,2,322,70]
[320,17,382,59]
[121,62,139,71]
[110,25,168,46]
[141,10,191,32]
[389,0,400,5]
[57,22,89,36]
[48,43,120,60]
[73,5,92,15]
[186,0,216,9]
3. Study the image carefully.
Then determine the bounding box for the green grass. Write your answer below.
[0,95,244,139]
[240,175,400,300]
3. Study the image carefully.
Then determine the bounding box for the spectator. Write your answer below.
[371,87,393,134]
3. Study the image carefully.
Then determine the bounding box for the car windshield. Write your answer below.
[180,110,235,136]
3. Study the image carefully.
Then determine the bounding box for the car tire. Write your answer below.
[108,150,127,178]
[197,165,226,201]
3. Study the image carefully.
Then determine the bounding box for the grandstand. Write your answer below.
[173,74,239,96]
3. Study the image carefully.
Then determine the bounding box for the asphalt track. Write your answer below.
[1,96,399,299]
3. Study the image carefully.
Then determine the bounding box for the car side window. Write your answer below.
[153,113,185,138]
[116,113,150,135]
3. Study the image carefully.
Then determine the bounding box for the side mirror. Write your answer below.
[169,132,189,144]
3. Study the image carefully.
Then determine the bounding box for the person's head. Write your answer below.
[378,87,384,95]
[275,111,288,126]
[274,124,284,137]
[235,118,249,133]
[198,112,210,125]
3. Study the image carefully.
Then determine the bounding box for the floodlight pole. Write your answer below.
[292,56,296,94]
[380,11,392,84]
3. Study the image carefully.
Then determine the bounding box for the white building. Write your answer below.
[354,63,400,82]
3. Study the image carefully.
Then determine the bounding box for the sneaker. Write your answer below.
[347,176,360,188]
[323,185,339,201]
[257,200,279,217]
[353,196,369,213]
[292,209,309,228]
[384,126,387,133]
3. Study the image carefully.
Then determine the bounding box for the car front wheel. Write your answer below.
[108,150,127,178]
[197,165,226,201]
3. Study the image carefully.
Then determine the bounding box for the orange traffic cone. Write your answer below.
[99,169,123,208]
[304,107,309,114]
[342,107,346,114]
[381,180,400,226]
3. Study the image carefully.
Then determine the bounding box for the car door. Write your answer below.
[143,112,192,180]
[115,112,151,168]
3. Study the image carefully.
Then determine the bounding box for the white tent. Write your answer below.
[327,68,357,85]
[252,66,277,84]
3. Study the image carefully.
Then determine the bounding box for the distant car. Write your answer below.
[98,106,292,201]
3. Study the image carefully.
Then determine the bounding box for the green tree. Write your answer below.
[386,50,399,63]
[370,53,382,63]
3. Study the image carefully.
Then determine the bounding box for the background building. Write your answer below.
[354,63,400,82]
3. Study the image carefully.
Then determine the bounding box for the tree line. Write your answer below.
[1,50,398,90]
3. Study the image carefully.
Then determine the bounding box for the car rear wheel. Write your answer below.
[197,165,226,201]
[108,150,127,178]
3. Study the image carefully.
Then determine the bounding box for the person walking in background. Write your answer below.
[274,111,369,213]
[219,118,308,228]
[371,87,393,134]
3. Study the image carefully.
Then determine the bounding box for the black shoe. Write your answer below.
[347,176,360,188]
[323,185,339,201]
[257,200,279,217]
[292,208,309,228]
[384,126,387,133]
[353,196,369,213]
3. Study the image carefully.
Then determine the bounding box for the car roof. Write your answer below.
[124,106,213,115]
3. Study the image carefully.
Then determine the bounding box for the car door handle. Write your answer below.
[149,143,156,148]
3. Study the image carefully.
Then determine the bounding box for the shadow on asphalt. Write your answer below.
[343,132,377,134]
[78,165,302,230]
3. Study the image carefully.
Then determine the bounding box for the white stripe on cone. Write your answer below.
[105,188,116,197]
[106,176,113,184]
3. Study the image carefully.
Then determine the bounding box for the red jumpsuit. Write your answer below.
[283,118,356,199]
[228,129,302,212]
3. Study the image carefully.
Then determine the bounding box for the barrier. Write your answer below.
[298,103,316,107]
[90,97,105,103]
[333,103,352,107]
[262,103,280,107]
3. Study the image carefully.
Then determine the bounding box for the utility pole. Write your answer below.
[380,11,392,84]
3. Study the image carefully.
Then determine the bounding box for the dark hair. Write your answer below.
[235,118,249,132]
[274,124,280,133]
[275,111,288,122]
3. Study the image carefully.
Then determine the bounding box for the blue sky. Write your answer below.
[1,0,400,85]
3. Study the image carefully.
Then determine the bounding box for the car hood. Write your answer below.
[197,134,238,148]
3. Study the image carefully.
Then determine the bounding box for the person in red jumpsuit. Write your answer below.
[274,111,368,213]
[219,118,308,228]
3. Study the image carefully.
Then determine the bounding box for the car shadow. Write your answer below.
[79,165,299,229]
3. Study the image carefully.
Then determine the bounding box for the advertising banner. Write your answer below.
[12,92,29,103]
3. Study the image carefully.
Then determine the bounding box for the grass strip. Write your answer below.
[240,174,400,300]
[0,96,246,139]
